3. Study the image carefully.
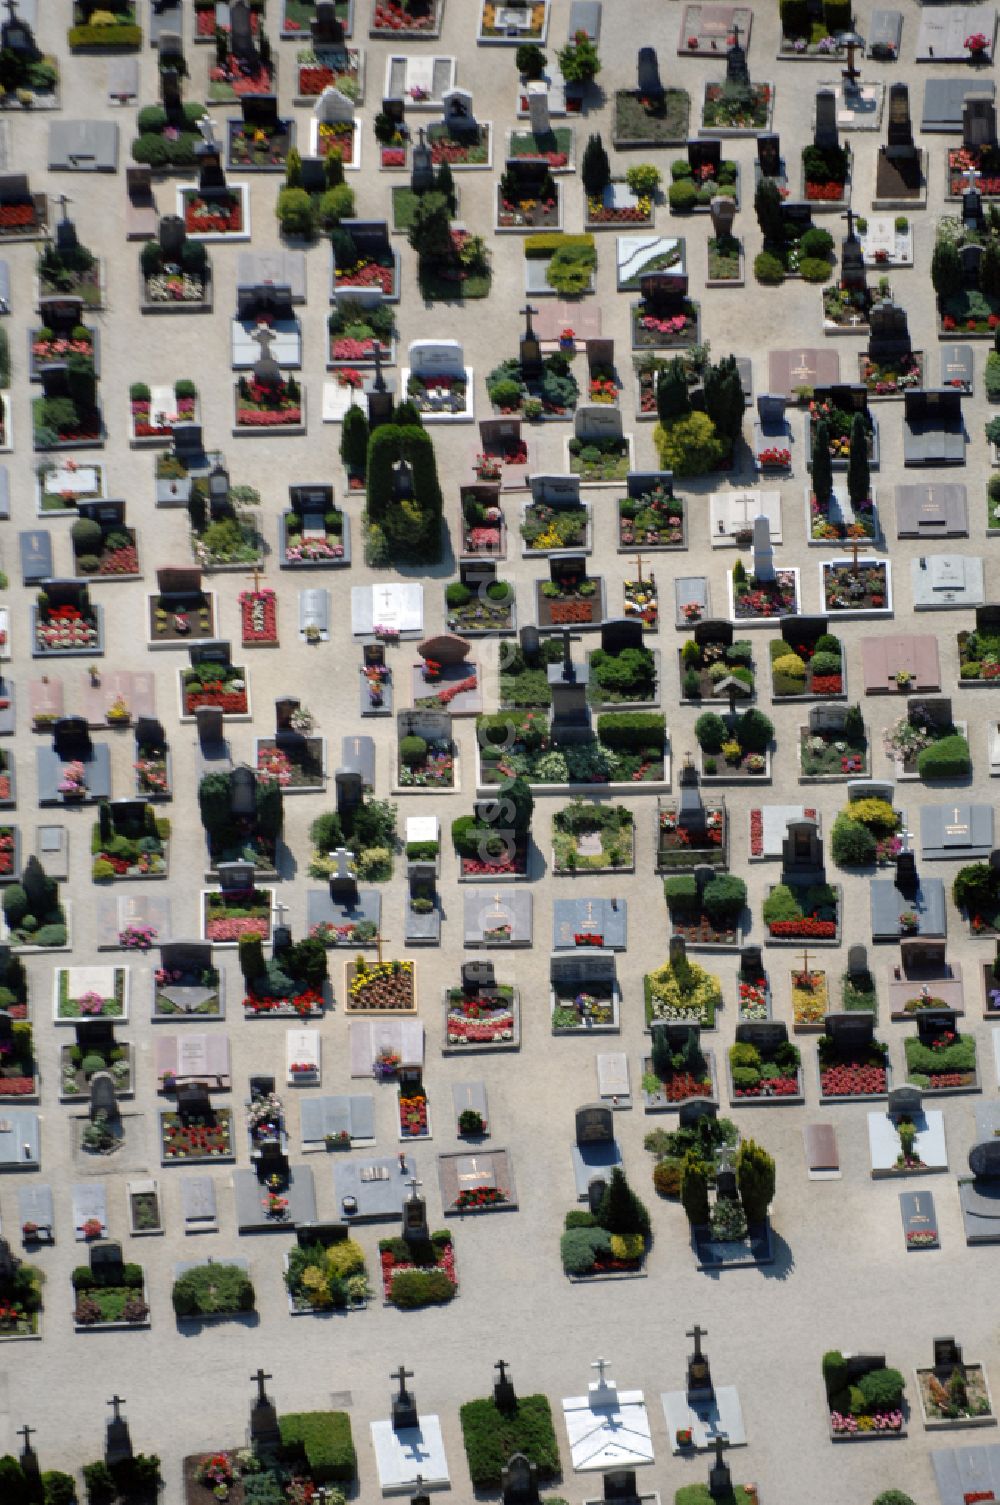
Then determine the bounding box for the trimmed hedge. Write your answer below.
[524,232,595,258]
[459,1395,560,1488]
[390,1268,455,1307]
[278,1412,356,1483]
[69,22,142,47]
[171,1263,255,1318]
[916,734,971,780]
[595,711,664,750]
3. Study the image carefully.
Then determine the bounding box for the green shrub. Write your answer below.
[761,884,803,924]
[564,1209,598,1229]
[916,734,971,780]
[390,1268,456,1307]
[318,184,355,229]
[800,227,834,259]
[799,256,833,283]
[701,875,746,920]
[873,1494,917,1505]
[2,884,27,926]
[276,187,315,237]
[42,1472,77,1505]
[754,251,785,285]
[70,21,143,47]
[278,1412,356,1483]
[735,708,773,751]
[171,1263,255,1317]
[596,711,664,750]
[652,1158,682,1196]
[694,712,726,752]
[857,1367,905,1410]
[560,1226,610,1274]
[668,179,699,212]
[459,1396,560,1488]
[809,651,841,676]
[399,735,427,767]
[597,1166,650,1239]
[822,1350,849,1401]
[663,875,698,912]
[446,581,471,608]
[830,814,875,867]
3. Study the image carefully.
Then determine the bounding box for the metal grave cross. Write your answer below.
[686,1324,707,1357]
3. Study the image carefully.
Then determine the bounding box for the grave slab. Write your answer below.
[571,1135,623,1200]
[154,1034,231,1091]
[71,1181,107,1239]
[370,1416,450,1494]
[818,80,884,132]
[660,1388,746,1452]
[334,1154,417,1219]
[859,216,913,268]
[912,554,984,611]
[921,78,995,133]
[563,1386,654,1471]
[870,877,947,940]
[768,348,840,400]
[301,1094,376,1149]
[678,4,752,54]
[896,484,968,539]
[934,1445,1000,1503]
[17,1183,53,1239]
[96,892,172,951]
[463,887,532,947]
[597,1051,631,1108]
[616,236,685,293]
[451,1081,488,1128]
[803,1121,840,1177]
[861,635,941,693]
[674,576,710,628]
[869,10,903,60]
[900,1189,939,1250]
[921,805,993,861]
[437,1147,517,1213]
[180,1175,218,1233]
[48,121,119,172]
[552,898,628,950]
[709,488,781,546]
[236,250,307,303]
[234,1165,316,1231]
[916,7,996,63]
[868,1109,948,1176]
[351,583,424,638]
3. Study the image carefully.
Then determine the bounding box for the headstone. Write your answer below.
[709,196,736,239]
[637,47,662,101]
[708,1436,732,1501]
[230,0,257,62]
[502,1453,540,1505]
[519,303,543,382]
[757,133,781,178]
[815,89,840,151]
[887,1083,922,1118]
[726,29,750,88]
[934,1337,963,1372]
[963,93,997,151]
[886,83,914,156]
[847,943,868,980]
[969,1139,1000,1179]
[391,1365,419,1432]
[527,82,551,138]
[89,1071,119,1124]
[604,1469,641,1505]
[401,1177,430,1245]
[575,1103,614,1145]
[90,1239,124,1286]
[752,514,775,582]
[411,128,434,194]
[686,1325,714,1404]
[312,0,345,47]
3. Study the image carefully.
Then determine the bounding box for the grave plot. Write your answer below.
[378,1228,456,1309]
[550,951,620,1032]
[91,800,169,881]
[206,0,275,102]
[444,963,520,1050]
[176,141,251,243]
[904,1008,979,1095]
[917,5,996,63]
[202,872,273,946]
[770,621,846,699]
[0,1239,42,1340]
[403,339,472,422]
[736,946,771,1019]
[630,270,700,353]
[0,1015,36,1101]
[426,88,492,168]
[858,213,914,270]
[35,458,105,517]
[883,696,971,782]
[861,633,940,694]
[305,842,382,951]
[679,621,754,705]
[345,957,415,1012]
[445,560,515,635]
[172,1259,254,1318]
[155,1033,229,1093]
[914,551,985,613]
[72,1181,107,1240]
[488,332,579,423]
[180,644,251,720]
[139,214,213,313]
[358,641,392,713]
[294,15,362,104]
[749,804,817,862]
[618,472,684,551]
[238,586,278,649]
[521,479,590,554]
[802,92,851,207]
[470,419,531,493]
[397,1065,431,1140]
[694,706,773,783]
[857,297,922,402]
[300,1092,375,1149]
[871,858,947,941]
[888,938,962,1020]
[507,110,575,173]
[663,868,745,949]
[281,0,354,42]
[153,939,223,1021]
[0,858,65,950]
[479,0,548,43]
[583,147,656,232]
[536,555,606,632]
[675,577,710,628]
[763,817,841,944]
[327,299,393,368]
[452,784,531,879]
[552,895,628,951]
[791,964,828,1031]
[915,1338,995,1427]
[71,1243,149,1330]
[0,172,47,243]
[700,34,772,135]
[821,557,891,616]
[240,928,327,1017]
[371,0,443,37]
[727,531,799,626]
[385,53,454,113]
[127,1178,163,1237]
[463,887,532,947]
[818,1013,891,1102]
[799,703,869,780]
[496,155,561,231]
[822,1350,906,1439]
[554,802,635,874]
[255,696,326,791]
[54,965,127,1024]
[936,204,1000,335]
[644,1020,717,1110]
[397,708,457,790]
[284,1231,370,1313]
[70,499,139,582]
[868,1086,948,1179]
[614,49,689,147]
[147,566,217,647]
[645,945,722,1029]
[729,1020,803,1103]
[669,141,741,214]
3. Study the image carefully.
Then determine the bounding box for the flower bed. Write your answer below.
[203,890,271,943]
[346,959,414,1011]
[859,351,923,397]
[803,142,849,203]
[182,664,249,716]
[209,57,274,103]
[317,118,355,163]
[731,567,798,621]
[916,1363,993,1424]
[229,119,293,170]
[791,969,828,1030]
[656,804,725,870]
[497,182,560,229]
[770,632,844,697]
[297,49,362,98]
[445,579,514,633]
[0,1254,42,1338]
[554,801,634,872]
[645,956,721,1028]
[372,0,440,34]
[181,190,244,236]
[703,81,770,131]
[823,561,889,613]
[643,1038,714,1108]
[398,737,455,788]
[537,575,602,628]
[161,1108,234,1159]
[521,500,588,552]
[949,145,1000,199]
[72,1267,149,1328]
[256,738,324,790]
[800,725,868,779]
[631,297,699,349]
[613,89,690,147]
[508,129,572,170]
[56,968,126,1021]
[428,123,491,166]
[679,632,754,703]
[235,373,303,430]
[379,1232,457,1308]
[445,985,517,1046]
[904,1030,977,1092]
[285,1237,369,1312]
[618,483,684,548]
[239,589,278,647]
[552,987,616,1030]
[818,1035,889,1097]
[310,918,379,948]
[399,1087,429,1137]
[729,1039,801,1099]
[737,966,770,1021]
[35,600,100,653]
[328,303,393,365]
[809,488,876,542]
[763,881,840,942]
[488,354,579,419]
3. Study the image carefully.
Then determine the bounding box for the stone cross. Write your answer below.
[495,1359,511,1384]
[56,193,72,222]
[107,1396,125,1422]
[519,303,538,339]
[3,1,19,21]
[273,898,289,925]
[18,1424,34,1450]
[373,343,386,393]
[392,1364,415,1398]
[963,163,982,196]
[406,1176,423,1198]
[198,116,219,150]
[842,206,856,241]
[560,627,581,679]
[686,1324,707,1358]
[252,1368,272,1404]
[252,325,278,365]
[713,1436,728,1468]
[849,537,868,572]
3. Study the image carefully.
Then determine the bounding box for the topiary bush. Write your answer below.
[915,734,971,780]
[857,1367,906,1410]
[799,256,833,283]
[390,1268,455,1307]
[694,712,726,752]
[701,875,746,921]
[668,179,699,212]
[754,250,785,284]
[830,815,876,867]
[399,736,427,767]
